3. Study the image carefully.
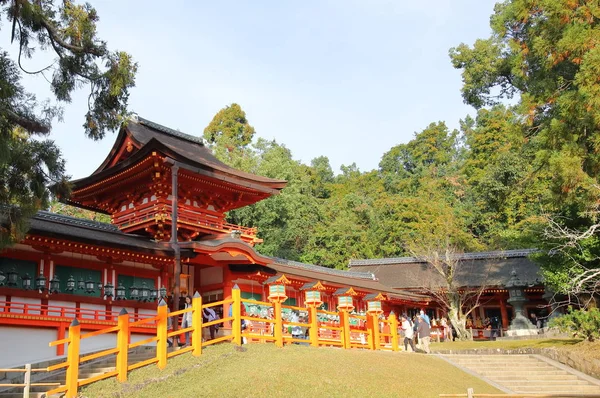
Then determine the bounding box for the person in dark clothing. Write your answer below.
[417,315,431,353]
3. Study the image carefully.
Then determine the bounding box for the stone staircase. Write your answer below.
[440,354,600,395]
[0,346,156,398]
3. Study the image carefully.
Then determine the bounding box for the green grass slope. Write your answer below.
[80,344,501,398]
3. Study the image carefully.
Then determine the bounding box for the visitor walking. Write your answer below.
[401,314,416,352]
[417,314,431,354]
[203,306,218,340]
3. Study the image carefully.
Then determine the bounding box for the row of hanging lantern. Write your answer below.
[1,268,167,302]
[269,275,385,315]
[114,283,168,302]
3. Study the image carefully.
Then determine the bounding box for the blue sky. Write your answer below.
[5,0,498,179]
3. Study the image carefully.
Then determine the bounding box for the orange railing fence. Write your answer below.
[45,286,400,398]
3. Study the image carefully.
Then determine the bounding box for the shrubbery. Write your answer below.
[549,307,600,342]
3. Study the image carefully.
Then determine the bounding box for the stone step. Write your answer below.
[456,363,555,369]
[501,379,593,386]
[489,374,579,381]
[511,386,600,393]
[478,370,574,377]
[440,353,600,395]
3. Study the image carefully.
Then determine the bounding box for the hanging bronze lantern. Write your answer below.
[21,273,32,290]
[35,273,47,291]
[116,283,126,300]
[104,282,114,298]
[66,275,75,292]
[7,268,18,287]
[49,275,61,294]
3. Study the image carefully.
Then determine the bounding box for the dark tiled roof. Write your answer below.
[125,117,286,187]
[348,249,538,267]
[350,252,542,289]
[270,257,376,280]
[265,257,426,301]
[300,281,320,291]
[35,211,120,232]
[26,211,170,254]
[136,116,205,146]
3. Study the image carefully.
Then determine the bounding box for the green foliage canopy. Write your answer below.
[0,0,137,248]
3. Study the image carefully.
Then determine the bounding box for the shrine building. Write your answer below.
[349,249,549,334]
[0,116,426,368]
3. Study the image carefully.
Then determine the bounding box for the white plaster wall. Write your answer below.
[111,305,135,317]
[68,329,117,354]
[200,267,223,285]
[47,300,76,317]
[0,295,5,302]
[138,309,156,317]
[79,303,106,320]
[8,297,41,315]
[0,327,157,368]
[131,333,156,347]
[0,327,58,368]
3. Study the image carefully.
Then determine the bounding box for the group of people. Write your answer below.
[399,310,449,354]
[166,295,222,348]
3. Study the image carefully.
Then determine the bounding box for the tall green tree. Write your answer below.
[450,0,600,296]
[0,0,137,248]
[203,103,256,167]
[450,0,600,206]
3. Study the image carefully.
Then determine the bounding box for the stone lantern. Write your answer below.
[505,269,536,334]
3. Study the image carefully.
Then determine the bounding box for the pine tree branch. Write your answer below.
[3,108,50,134]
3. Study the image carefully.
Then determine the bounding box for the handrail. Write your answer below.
[0,300,154,323]
[44,290,400,398]
[115,200,257,236]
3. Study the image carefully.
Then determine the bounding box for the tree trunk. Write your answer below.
[448,302,470,340]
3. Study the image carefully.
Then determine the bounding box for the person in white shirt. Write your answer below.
[181,296,193,347]
[401,314,416,352]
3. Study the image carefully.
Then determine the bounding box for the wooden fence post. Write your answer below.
[308,304,319,347]
[232,285,242,346]
[157,299,168,370]
[371,314,380,350]
[389,312,399,352]
[65,319,81,398]
[274,301,283,348]
[340,311,351,349]
[192,292,203,357]
[23,363,31,398]
[116,308,129,382]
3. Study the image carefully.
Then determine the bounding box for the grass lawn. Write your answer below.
[80,343,502,398]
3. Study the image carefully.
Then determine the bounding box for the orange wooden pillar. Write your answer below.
[56,322,67,356]
[340,311,351,349]
[156,300,168,370]
[389,312,399,352]
[65,319,81,398]
[116,309,129,382]
[308,304,319,347]
[232,285,242,346]
[223,267,233,331]
[373,314,381,350]
[192,292,203,357]
[499,294,509,330]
